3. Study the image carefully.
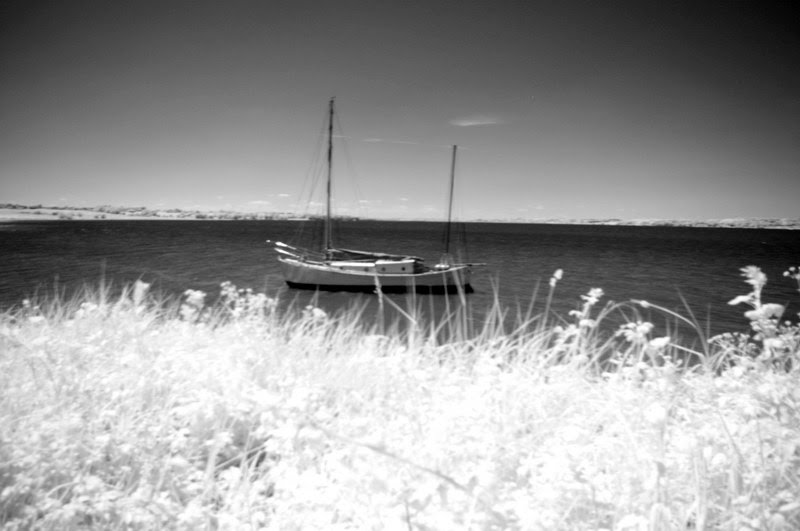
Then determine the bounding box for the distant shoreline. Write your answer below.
[1,205,798,229]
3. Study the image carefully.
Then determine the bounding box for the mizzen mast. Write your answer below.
[438,144,458,268]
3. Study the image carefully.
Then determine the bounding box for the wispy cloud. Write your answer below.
[449,114,504,127]
[362,138,419,145]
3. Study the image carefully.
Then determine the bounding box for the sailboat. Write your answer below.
[271,98,476,294]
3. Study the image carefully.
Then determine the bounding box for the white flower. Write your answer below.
[745,303,785,321]
[648,336,671,349]
[617,320,654,343]
[763,337,785,350]
[549,268,563,287]
[581,287,604,305]
[740,265,767,288]
[183,289,206,308]
[304,305,327,321]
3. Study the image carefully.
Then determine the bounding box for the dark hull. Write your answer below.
[285,280,474,294]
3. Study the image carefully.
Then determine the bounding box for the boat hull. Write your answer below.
[279,257,472,294]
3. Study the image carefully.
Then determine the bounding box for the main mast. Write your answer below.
[324,97,334,254]
[439,144,457,267]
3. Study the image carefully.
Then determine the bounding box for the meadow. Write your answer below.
[1,266,799,530]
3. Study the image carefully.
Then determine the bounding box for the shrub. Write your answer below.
[1,269,798,529]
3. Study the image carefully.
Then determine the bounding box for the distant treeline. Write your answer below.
[0,203,330,221]
[2,203,797,227]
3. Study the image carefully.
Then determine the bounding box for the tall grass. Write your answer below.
[1,267,799,530]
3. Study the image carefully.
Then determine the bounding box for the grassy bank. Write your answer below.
[1,268,799,530]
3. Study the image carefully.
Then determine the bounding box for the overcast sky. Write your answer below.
[1,0,798,221]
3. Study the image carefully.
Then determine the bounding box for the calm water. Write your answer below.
[1,219,798,337]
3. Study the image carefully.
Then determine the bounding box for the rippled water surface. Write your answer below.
[1,219,798,336]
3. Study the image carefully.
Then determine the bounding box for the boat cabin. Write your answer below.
[330,259,417,274]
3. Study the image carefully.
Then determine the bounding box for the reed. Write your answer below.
[1,267,798,530]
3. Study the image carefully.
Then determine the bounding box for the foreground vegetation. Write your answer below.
[1,267,799,530]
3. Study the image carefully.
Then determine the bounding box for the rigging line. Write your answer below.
[332,106,367,219]
[291,105,329,244]
[294,106,330,219]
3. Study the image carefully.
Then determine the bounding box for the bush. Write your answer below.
[1,269,798,530]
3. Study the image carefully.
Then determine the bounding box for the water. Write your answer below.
[1,219,798,338]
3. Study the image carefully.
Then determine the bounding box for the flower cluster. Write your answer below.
[302,305,328,322]
[2,268,799,530]
[784,266,800,291]
[551,283,605,363]
[724,266,799,364]
[19,298,45,324]
[219,281,277,322]
[180,289,206,322]
[616,320,654,343]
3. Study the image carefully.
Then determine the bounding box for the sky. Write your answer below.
[1,0,798,221]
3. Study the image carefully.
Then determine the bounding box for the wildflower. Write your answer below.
[740,265,767,290]
[648,336,671,350]
[74,301,100,319]
[724,265,800,361]
[617,320,654,343]
[744,303,785,322]
[569,287,604,322]
[219,281,276,321]
[184,289,206,308]
[180,289,206,321]
[303,305,327,321]
[549,268,563,288]
[784,266,800,290]
[763,337,785,351]
[581,287,604,306]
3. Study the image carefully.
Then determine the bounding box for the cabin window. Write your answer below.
[401,266,406,271]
